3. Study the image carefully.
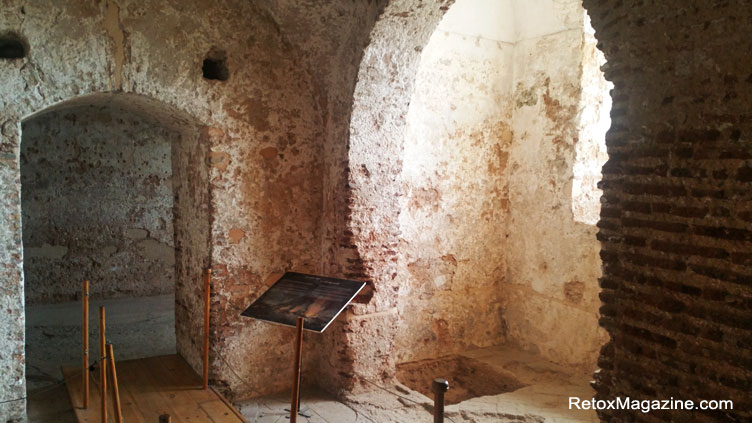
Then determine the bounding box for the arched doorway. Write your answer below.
[339,0,612,418]
[19,93,211,420]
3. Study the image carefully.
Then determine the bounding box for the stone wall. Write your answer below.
[504,1,608,371]
[347,0,610,378]
[3,1,748,421]
[333,0,453,392]
[0,0,323,419]
[170,113,210,390]
[583,0,752,421]
[21,105,177,304]
[394,0,514,364]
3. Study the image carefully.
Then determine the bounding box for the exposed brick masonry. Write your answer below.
[583,0,752,421]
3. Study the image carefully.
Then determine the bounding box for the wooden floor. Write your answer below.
[63,354,246,423]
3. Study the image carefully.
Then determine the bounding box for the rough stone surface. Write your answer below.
[316,0,453,395]
[582,0,752,421]
[396,355,525,405]
[0,0,322,419]
[21,105,177,304]
[239,345,599,423]
[4,0,748,422]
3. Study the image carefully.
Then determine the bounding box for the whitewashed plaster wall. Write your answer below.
[574,15,613,226]
[395,0,515,364]
[397,0,611,370]
[505,1,610,370]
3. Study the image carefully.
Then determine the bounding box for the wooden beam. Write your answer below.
[203,268,212,390]
[290,317,304,423]
[210,386,249,423]
[99,306,107,423]
[82,280,89,409]
[106,344,123,423]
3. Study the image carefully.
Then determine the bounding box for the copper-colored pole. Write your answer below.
[82,280,90,409]
[203,268,212,390]
[290,317,304,423]
[106,344,123,423]
[99,306,107,423]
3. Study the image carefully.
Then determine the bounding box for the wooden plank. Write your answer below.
[119,357,174,422]
[151,356,245,423]
[148,356,244,423]
[210,387,248,423]
[82,280,89,410]
[148,356,223,422]
[99,307,107,423]
[204,268,212,390]
[106,344,123,423]
[64,355,245,423]
[290,317,304,423]
[111,366,147,423]
[136,357,210,422]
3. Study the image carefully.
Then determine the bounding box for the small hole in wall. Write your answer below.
[0,33,26,59]
[202,48,229,81]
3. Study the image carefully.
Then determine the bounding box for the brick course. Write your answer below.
[583,0,752,421]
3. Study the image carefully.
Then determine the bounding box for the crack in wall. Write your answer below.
[103,0,125,91]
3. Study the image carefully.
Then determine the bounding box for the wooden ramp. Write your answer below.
[63,354,246,423]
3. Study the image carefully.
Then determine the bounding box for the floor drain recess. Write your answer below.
[397,355,526,405]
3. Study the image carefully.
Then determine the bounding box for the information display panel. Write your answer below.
[241,272,365,332]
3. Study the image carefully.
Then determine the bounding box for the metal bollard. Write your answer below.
[432,378,449,423]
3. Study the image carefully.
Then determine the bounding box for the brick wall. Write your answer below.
[583,0,752,421]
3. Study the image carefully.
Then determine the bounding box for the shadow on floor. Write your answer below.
[27,384,78,423]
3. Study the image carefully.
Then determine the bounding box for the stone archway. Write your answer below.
[14,91,211,417]
[333,0,612,393]
[315,1,453,393]
[333,0,751,421]
[0,3,324,419]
